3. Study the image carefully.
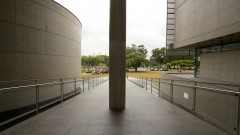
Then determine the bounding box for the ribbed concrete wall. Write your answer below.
[174,0,240,48]
[0,0,82,81]
[0,0,82,118]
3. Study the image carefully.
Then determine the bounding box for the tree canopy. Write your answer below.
[151,47,166,65]
[126,52,147,71]
[149,47,195,70]
[81,55,109,71]
[126,44,148,56]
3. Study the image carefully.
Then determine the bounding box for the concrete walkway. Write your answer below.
[1,80,229,135]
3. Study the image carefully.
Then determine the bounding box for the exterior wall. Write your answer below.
[0,0,82,81]
[0,0,81,116]
[174,0,240,48]
[200,50,240,83]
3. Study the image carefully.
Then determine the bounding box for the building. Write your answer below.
[0,0,82,123]
[0,0,82,81]
[173,0,240,84]
[164,1,240,134]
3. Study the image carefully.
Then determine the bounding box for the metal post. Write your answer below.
[151,78,153,93]
[192,81,197,111]
[170,80,174,103]
[74,77,77,94]
[142,77,144,88]
[82,79,85,93]
[60,79,64,103]
[88,77,90,90]
[35,80,39,114]
[146,77,148,90]
[97,77,98,85]
[158,78,161,97]
[236,86,240,134]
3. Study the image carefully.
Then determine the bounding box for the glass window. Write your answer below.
[222,42,240,51]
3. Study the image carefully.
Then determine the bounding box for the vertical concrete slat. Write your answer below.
[109,0,126,111]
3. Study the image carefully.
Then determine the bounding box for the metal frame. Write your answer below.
[0,76,108,127]
[127,76,240,135]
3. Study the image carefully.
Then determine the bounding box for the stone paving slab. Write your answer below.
[0,80,229,135]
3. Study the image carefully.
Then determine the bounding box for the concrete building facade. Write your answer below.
[0,0,82,81]
[172,0,240,134]
[0,0,82,124]
[174,0,240,83]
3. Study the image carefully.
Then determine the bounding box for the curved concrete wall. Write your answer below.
[0,0,82,81]
[174,0,240,48]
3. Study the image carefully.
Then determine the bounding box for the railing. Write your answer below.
[0,76,108,127]
[127,76,240,135]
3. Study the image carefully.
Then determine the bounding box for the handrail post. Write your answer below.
[151,78,153,93]
[60,79,64,103]
[88,77,90,90]
[236,86,240,135]
[192,81,197,112]
[74,77,77,94]
[170,80,173,103]
[35,80,39,114]
[138,77,140,86]
[142,77,144,88]
[97,77,98,85]
[158,78,161,97]
[82,78,84,93]
[146,77,147,90]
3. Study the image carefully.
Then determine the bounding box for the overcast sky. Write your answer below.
[55,0,167,57]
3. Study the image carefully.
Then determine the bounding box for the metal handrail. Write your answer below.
[130,76,240,95]
[172,82,240,96]
[127,76,240,135]
[0,79,85,93]
[127,76,240,92]
[0,76,108,127]
[127,75,240,87]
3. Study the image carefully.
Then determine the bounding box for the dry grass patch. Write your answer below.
[126,71,161,79]
[81,74,108,78]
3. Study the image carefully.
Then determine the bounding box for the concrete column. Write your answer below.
[109,0,126,111]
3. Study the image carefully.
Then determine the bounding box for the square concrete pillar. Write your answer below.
[109,0,126,111]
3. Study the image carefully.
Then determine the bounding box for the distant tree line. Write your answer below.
[149,47,194,70]
[81,44,195,72]
[81,55,109,71]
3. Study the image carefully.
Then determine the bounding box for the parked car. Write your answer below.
[160,68,168,71]
[86,70,93,73]
[101,70,109,74]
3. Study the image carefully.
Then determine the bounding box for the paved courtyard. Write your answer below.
[1,80,229,135]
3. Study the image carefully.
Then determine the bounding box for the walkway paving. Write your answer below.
[1,80,229,135]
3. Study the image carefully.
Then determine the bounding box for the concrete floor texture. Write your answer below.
[1,80,229,135]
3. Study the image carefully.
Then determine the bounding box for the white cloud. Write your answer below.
[55,0,166,57]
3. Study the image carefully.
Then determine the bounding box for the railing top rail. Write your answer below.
[127,76,240,96]
[0,75,109,83]
[0,77,82,83]
[0,80,79,93]
[127,76,240,87]
[173,82,240,96]
[0,76,108,93]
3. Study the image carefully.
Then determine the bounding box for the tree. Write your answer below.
[170,59,195,70]
[137,44,148,56]
[126,52,147,72]
[151,47,166,65]
[126,44,138,55]
[126,44,148,57]
[81,55,109,72]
